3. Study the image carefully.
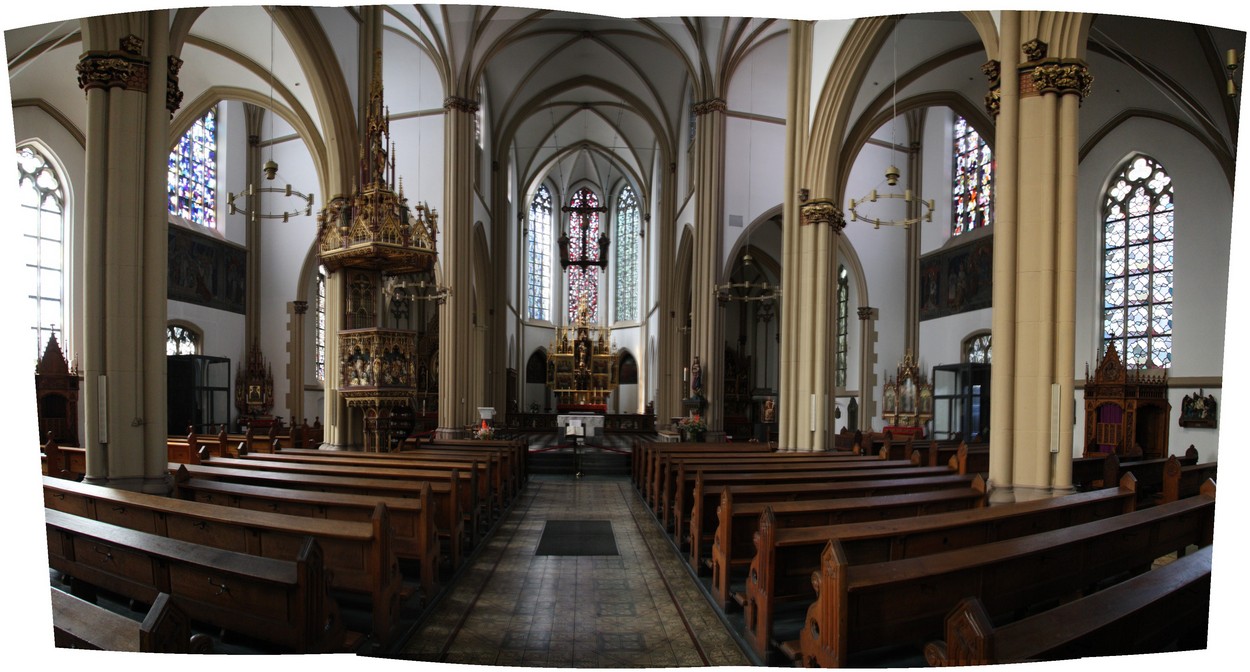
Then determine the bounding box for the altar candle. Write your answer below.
[683,367,688,382]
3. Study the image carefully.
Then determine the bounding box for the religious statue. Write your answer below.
[762,397,776,423]
[690,355,703,396]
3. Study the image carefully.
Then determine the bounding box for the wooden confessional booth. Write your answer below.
[1082,342,1171,459]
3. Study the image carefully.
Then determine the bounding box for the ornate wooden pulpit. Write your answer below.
[1083,342,1170,459]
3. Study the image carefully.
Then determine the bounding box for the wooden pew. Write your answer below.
[1162,456,1218,505]
[707,475,988,609]
[680,464,964,556]
[742,473,1141,661]
[45,508,356,653]
[51,588,212,653]
[418,437,529,488]
[45,476,410,644]
[185,455,483,543]
[171,469,439,596]
[264,447,512,515]
[924,544,1213,665]
[1071,452,1117,490]
[636,442,773,505]
[169,462,465,569]
[795,482,1215,667]
[1113,448,1200,506]
[41,432,82,481]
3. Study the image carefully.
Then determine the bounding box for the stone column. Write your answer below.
[243,103,264,347]
[437,96,480,437]
[857,306,878,429]
[655,167,681,421]
[287,300,308,427]
[689,97,728,437]
[77,12,173,492]
[990,14,1092,499]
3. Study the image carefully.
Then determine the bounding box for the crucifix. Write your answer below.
[559,201,610,269]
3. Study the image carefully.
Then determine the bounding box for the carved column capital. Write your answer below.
[77,36,150,93]
[692,98,727,115]
[293,300,309,315]
[982,60,1001,117]
[800,198,846,233]
[1029,61,1094,100]
[1022,38,1049,62]
[443,96,480,113]
[857,306,876,320]
[166,55,184,116]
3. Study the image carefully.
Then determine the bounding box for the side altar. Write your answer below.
[546,300,619,412]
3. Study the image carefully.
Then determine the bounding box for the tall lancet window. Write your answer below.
[952,115,993,236]
[168,107,218,228]
[527,185,553,321]
[836,265,848,387]
[1103,155,1174,368]
[566,187,601,322]
[17,145,66,358]
[615,185,640,322]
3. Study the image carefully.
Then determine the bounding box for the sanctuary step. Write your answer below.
[526,449,631,477]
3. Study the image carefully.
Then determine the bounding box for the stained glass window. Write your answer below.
[567,187,601,323]
[965,333,992,364]
[527,185,553,321]
[316,269,326,382]
[952,115,993,236]
[166,325,200,355]
[1103,155,1173,368]
[168,108,218,228]
[836,265,848,388]
[614,186,640,322]
[17,145,66,359]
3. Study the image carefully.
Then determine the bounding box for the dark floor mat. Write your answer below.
[535,520,618,556]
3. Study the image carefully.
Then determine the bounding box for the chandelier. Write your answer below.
[714,248,781,304]
[847,17,933,230]
[226,12,314,223]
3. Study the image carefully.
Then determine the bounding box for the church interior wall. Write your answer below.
[809,19,854,128]
[722,116,785,269]
[12,106,85,361]
[1072,114,1233,464]
[315,5,361,114]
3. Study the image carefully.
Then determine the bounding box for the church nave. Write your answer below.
[397,475,752,668]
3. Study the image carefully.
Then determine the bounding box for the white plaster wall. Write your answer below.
[810,20,854,129]
[385,31,446,255]
[843,127,911,431]
[1073,116,1233,460]
[919,308,992,371]
[313,6,360,115]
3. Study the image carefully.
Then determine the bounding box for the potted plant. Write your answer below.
[678,414,707,442]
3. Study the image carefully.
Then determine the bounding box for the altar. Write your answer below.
[546,297,620,410]
[558,413,605,441]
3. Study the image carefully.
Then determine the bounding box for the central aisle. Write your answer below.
[398,476,753,667]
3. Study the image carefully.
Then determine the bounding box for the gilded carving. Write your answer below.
[167,55,184,115]
[692,98,727,115]
[984,88,1001,117]
[1022,38,1048,62]
[857,306,875,320]
[443,96,480,113]
[981,60,1000,83]
[293,300,309,315]
[120,34,144,55]
[800,199,845,233]
[1031,62,1094,100]
[77,53,149,93]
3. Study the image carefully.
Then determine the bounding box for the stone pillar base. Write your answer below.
[987,482,1016,505]
[436,427,468,440]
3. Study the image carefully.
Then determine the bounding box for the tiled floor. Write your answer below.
[397,475,752,667]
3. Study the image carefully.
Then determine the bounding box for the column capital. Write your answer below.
[293,300,309,315]
[799,198,846,233]
[1022,38,1049,62]
[443,96,480,113]
[1026,61,1094,100]
[77,35,150,93]
[166,55,184,116]
[692,97,727,115]
[857,306,876,320]
[982,60,1001,117]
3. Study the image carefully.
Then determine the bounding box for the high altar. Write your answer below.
[881,352,933,438]
[545,299,619,412]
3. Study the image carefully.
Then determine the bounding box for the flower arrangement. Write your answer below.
[473,421,496,440]
[678,414,707,434]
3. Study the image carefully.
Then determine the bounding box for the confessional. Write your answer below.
[1082,342,1170,459]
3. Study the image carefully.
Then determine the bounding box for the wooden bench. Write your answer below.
[186,455,484,542]
[795,482,1215,667]
[417,437,528,487]
[45,476,410,645]
[170,470,439,595]
[635,442,773,504]
[45,508,356,653]
[222,451,501,527]
[706,475,988,610]
[1114,449,1200,506]
[680,464,964,556]
[51,588,212,653]
[169,462,465,569]
[1162,456,1218,505]
[742,473,1141,661]
[1071,452,1117,491]
[924,544,1213,665]
[41,433,83,481]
